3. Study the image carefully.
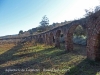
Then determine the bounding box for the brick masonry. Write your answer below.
[0,11,100,61]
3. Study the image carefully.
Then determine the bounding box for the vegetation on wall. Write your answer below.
[19,30,24,35]
[85,5,100,18]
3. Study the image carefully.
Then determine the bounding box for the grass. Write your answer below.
[0,43,100,75]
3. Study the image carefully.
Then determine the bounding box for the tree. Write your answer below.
[19,30,23,35]
[38,15,49,32]
[85,5,100,17]
[85,9,93,17]
[28,29,33,34]
[52,23,56,28]
[74,25,85,37]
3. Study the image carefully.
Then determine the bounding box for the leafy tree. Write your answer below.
[52,23,56,28]
[74,25,85,37]
[38,15,49,32]
[19,30,23,34]
[28,30,33,34]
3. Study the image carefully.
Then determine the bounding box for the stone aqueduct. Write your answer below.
[0,11,100,61]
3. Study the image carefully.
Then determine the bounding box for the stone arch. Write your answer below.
[28,36,32,42]
[33,35,37,41]
[32,35,38,45]
[49,32,55,46]
[65,24,85,51]
[45,33,50,45]
[55,29,64,48]
[38,34,43,43]
[56,30,61,36]
[42,34,45,43]
[35,35,39,43]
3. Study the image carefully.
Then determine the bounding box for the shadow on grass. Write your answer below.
[0,44,24,64]
[0,45,68,75]
[1,44,97,75]
[64,59,100,75]
[0,44,24,74]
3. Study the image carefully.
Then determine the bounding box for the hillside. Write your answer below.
[0,19,87,40]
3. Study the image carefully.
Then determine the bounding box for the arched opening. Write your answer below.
[45,34,49,45]
[49,32,54,46]
[53,36,55,43]
[42,34,45,43]
[73,25,87,54]
[38,35,42,43]
[73,25,86,45]
[65,24,87,53]
[60,33,65,43]
[55,30,64,48]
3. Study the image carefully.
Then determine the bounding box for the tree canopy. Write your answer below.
[19,30,23,35]
[37,15,49,32]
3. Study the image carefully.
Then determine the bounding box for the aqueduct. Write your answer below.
[0,10,100,61]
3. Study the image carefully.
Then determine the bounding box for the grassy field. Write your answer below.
[0,43,100,75]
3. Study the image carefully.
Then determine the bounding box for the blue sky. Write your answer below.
[0,0,100,36]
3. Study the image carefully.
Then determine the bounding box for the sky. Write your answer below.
[0,0,100,36]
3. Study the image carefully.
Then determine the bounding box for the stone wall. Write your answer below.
[87,10,100,61]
